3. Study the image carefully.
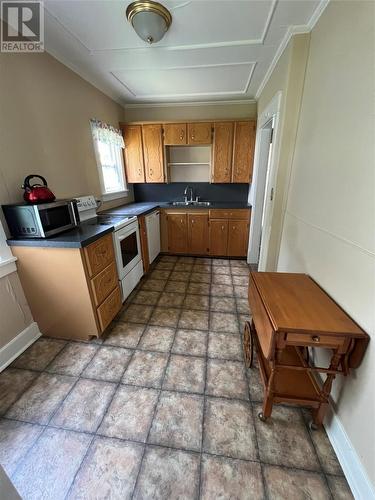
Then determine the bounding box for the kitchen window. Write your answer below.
[91,119,128,201]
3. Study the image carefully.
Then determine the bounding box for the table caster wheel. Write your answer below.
[309,421,319,431]
[258,412,267,422]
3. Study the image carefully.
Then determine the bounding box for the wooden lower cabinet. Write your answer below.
[167,213,188,253]
[188,213,209,255]
[227,220,249,257]
[209,220,228,256]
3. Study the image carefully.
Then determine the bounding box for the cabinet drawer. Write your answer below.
[97,285,122,332]
[286,332,346,349]
[209,209,250,220]
[91,262,118,306]
[84,234,115,278]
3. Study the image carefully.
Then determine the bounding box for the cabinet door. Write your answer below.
[232,121,256,183]
[142,124,165,183]
[164,123,187,145]
[167,213,188,254]
[188,213,209,255]
[187,122,212,144]
[122,125,145,183]
[227,220,249,257]
[209,220,228,256]
[212,122,234,183]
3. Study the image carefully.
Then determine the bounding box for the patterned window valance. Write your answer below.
[90,119,124,148]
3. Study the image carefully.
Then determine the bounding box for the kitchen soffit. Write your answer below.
[44,0,323,105]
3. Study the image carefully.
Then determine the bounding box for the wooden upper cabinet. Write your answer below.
[187,122,212,144]
[164,123,187,145]
[188,213,209,255]
[122,125,145,183]
[167,213,188,253]
[227,220,249,257]
[212,122,234,183]
[209,220,228,256]
[142,124,165,183]
[232,121,256,183]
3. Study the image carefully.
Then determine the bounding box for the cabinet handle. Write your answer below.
[232,226,235,230]
[312,335,320,343]
[191,135,195,140]
[221,225,225,230]
[181,219,183,224]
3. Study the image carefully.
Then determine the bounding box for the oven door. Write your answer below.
[113,221,142,280]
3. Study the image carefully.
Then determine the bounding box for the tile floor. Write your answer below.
[0,255,353,500]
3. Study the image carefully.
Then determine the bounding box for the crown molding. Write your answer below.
[123,99,257,109]
[255,0,330,100]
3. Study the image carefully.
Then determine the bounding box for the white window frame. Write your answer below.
[91,130,128,202]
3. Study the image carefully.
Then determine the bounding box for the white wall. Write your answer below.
[277,0,375,489]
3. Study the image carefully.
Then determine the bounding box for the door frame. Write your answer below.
[248,91,282,269]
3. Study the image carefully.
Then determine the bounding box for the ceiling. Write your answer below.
[43,0,326,106]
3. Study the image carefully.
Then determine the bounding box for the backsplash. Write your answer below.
[133,183,250,203]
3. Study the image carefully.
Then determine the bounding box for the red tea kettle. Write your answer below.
[22,175,56,204]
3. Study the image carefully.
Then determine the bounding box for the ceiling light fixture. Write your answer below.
[126,1,172,45]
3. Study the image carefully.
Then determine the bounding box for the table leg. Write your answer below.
[259,360,276,421]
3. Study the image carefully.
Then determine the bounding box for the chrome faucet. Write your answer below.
[184,185,194,204]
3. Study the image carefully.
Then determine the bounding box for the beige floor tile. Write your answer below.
[149,307,180,328]
[6,373,76,424]
[247,368,264,402]
[98,385,158,441]
[51,379,116,433]
[82,346,132,382]
[165,280,188,293]
[232,274,249,286]
[46,343,98,376]
[174,263,193,272]
[326,475,354,500]
[208,332,243,361]
[0,419,43,476]
[210,296,236,312]
[210,312,239,333]
[158,292,185,308]
[212,274,232,285]
[141,279,167,292]
[150,269,171,280]
[120,304,154,324]
[160,255,178,263]
[234,285,248,298]
[183,294,210,311]
[190,272,211,283]
[163,355,205,393]
[172,329,207,357]
[230,260,248,268]
[170,271,191,282]
[193,264,211,273]
[187,282,210,296]
[67,437,144,500]
[203,397,257,460]
[263,465,331,500]
[212,266,231,275]
[138,326,175,352]
[231,267,250,276]
[194,258,212,265]
[131,290,161,305]
[179,310,209,330]
[12,338,66,371]
[0,369,38,416]
[254,404,320,471]
[104,322,145,348]
[178,256,195,264]
[210,284,234,297]
[12,428,91,500]
[236,298,250,314]
[201,454,264,500]
[212,259,230,266]
[122,350,169,388]
[206,359,248,399]
[149,391,203,451]
[133,446,200,500]
[154,261,175,270]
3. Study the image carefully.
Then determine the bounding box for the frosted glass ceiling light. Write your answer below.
[126,1,172,44]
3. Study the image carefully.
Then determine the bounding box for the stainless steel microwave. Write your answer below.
[2,200,79,238]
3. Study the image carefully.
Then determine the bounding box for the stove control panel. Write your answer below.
[75,195,97,212]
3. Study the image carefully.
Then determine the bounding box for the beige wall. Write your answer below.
[277,0,375,486]
[124,101,257,122]
[0,51,132,210]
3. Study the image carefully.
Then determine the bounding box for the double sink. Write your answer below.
[168,201,211,207]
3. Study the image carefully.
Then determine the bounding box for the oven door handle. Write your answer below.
[117,229,138,242]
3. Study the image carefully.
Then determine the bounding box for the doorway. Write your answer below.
[248,92,282,270]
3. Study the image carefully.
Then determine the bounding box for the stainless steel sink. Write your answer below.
[170,201,211,207]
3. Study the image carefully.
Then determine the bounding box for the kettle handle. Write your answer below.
[22,174,48,190]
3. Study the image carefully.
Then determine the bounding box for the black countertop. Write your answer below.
[7,219,114,248]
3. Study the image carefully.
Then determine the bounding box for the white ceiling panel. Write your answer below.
[43,0,327,105]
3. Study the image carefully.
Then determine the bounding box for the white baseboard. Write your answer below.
[325,409,375,500]
[0,322,41,372]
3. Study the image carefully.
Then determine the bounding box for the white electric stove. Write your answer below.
[76,196,143,302]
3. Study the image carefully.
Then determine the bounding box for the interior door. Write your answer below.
[232,121,256,183]
[212,122,234,183]
[228,220,249,257]
[188,213,209,255]
[167,213,188,253]
[142,124,165,183]
[122,125,145,183]
[209,220,228,256]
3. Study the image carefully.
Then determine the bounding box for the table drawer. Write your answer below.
[286,332,346,349]
[209,209,250,220]
[91,262,118,306]
[84,233,115,278]
[97,285,122,332]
